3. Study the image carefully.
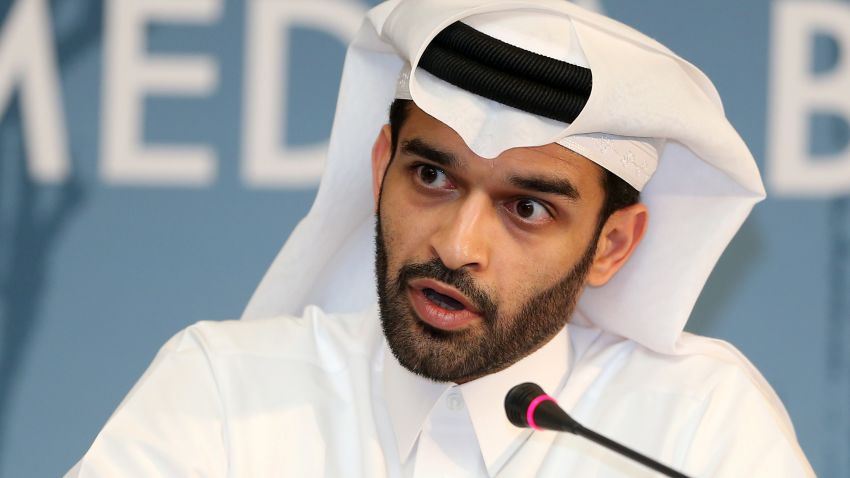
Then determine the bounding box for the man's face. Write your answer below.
[375,105,608,383]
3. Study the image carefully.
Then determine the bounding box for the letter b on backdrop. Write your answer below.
[769,0,850,197]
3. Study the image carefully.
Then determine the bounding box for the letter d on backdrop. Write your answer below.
[768,0,850,197]
[242,0,365,188]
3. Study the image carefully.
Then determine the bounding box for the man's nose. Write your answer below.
[430,192,494,271]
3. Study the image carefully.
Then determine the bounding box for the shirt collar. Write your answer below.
[381,339,453,462]
[380,327,571,476]
[460,328,570,475]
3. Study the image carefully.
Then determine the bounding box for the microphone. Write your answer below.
[505,383,692,478]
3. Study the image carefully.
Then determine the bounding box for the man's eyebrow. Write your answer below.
[401,138,461,169]
[509,175,581,201]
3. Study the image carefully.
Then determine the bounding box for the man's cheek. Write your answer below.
[379,224,412,281]
[387,225,427,264]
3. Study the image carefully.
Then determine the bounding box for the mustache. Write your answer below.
[395,258,498,322]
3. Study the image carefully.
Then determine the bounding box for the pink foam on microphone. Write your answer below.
[527,394,556,431]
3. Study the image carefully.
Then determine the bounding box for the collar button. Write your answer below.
[446,391,464,411]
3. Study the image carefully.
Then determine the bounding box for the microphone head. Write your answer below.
[504,382,546,428]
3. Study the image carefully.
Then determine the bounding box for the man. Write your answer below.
[68,0,814,476]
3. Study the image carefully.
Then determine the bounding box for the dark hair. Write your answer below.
[389,98,411,154]
[388,99,640,229]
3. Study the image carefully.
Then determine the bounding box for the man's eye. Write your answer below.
[414,164,452,189]
[510,198,551,223]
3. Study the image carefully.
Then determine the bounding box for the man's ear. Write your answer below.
[371,124,393,211]
[586,203,649,286]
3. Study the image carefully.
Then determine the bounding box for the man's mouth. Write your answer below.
[422,287,465,310]
[407,278,481,331]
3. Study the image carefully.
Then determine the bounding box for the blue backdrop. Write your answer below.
[0,0,847,476]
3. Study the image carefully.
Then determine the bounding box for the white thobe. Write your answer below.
[67,305,814,477]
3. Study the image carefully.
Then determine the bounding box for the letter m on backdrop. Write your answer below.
[0,0,68,183]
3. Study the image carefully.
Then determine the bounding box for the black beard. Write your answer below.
[375,213,597,383]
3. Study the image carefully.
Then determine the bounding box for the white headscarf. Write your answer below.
[241,0,765,356]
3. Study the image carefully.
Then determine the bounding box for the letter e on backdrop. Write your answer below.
[100,0,222,186]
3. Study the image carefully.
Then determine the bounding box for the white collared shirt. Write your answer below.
[383,325,570,477]
[67,305,814,477]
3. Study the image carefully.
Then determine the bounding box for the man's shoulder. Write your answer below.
[168,305,381,370]
[66,306,383,477]
[648,333,780,401]
[573,327,789,415]
[567,328,812,476]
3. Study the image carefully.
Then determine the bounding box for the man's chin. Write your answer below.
[383,318,456,376]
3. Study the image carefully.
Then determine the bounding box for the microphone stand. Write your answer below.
[506,383,692,478]
[565,421,689,478]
